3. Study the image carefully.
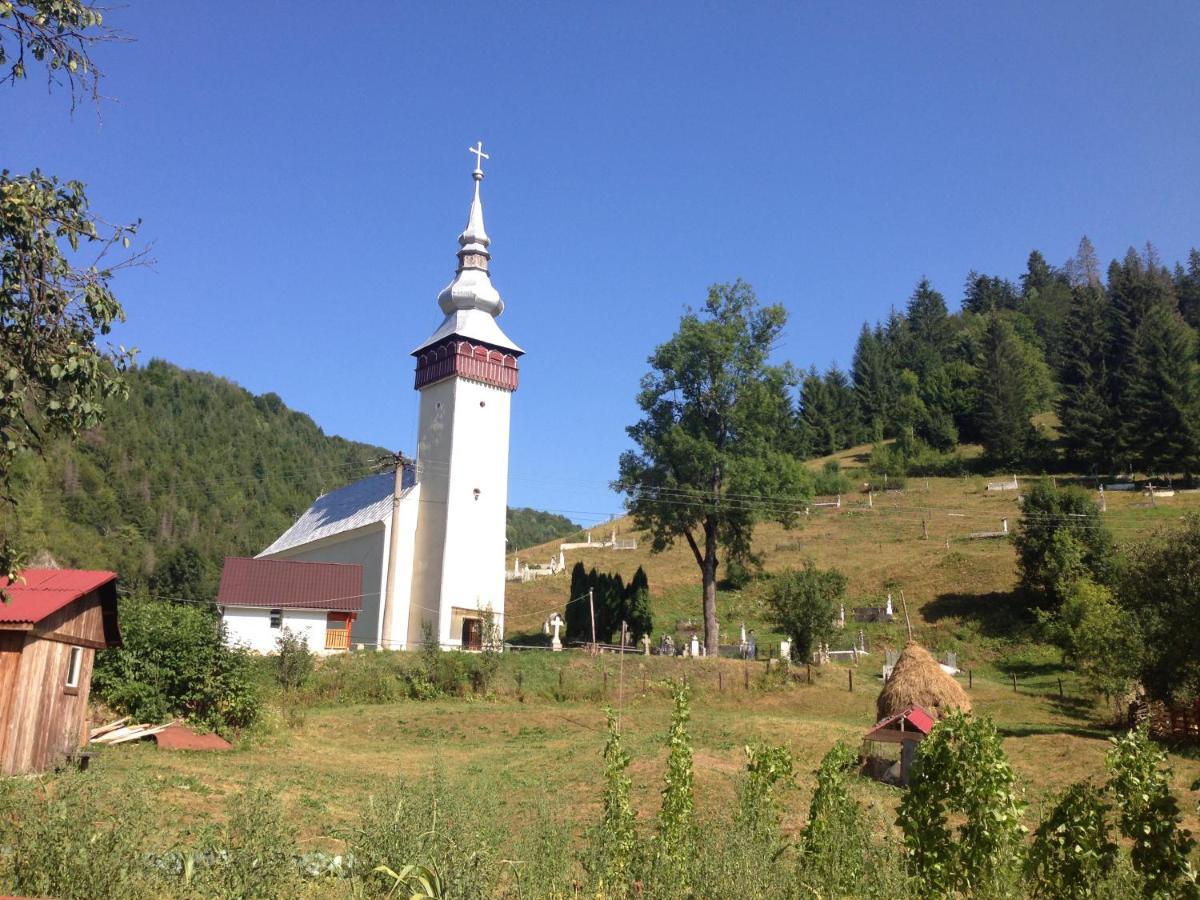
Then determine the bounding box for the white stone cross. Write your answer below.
[469,141,489,174]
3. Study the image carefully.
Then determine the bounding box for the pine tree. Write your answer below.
[851,323,897,441]
[1175,248,1200,330]
[974,315,1052,468]
[1124,304,1200,476]
[1058,285,1116,473]
[825,365,863,448]
[962,271,1019,315]
[903,278,952,375]
[1021,250,1055,296]
[1065,235,1101,288]
[800,367,839,457]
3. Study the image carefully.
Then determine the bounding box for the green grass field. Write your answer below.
[36,460,1200,895]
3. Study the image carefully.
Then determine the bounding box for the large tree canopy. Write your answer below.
[615,281,811,652]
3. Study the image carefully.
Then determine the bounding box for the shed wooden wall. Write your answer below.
[0,590,106,775]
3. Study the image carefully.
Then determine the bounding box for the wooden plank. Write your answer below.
[90,715,131,740]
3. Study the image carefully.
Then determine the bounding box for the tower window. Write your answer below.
[270,609,283,628]
[479,401,486,408]
[473,488,481,501]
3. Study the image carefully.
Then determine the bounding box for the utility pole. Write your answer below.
[588,587,597,655]
[376,451,413,650]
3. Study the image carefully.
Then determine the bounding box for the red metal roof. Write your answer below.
[864,705,935,740]
[217,557,363,611]
[0,569,118,625]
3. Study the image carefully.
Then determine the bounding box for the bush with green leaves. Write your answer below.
[763,562,847,662]
[1014,479,1114,609]
[898,710,1025,895]
[274,626,314,690]
[1026,782,1120,899]
[1106,725,1198,897]
[1038,578,1142,702]
[92,593,261,732]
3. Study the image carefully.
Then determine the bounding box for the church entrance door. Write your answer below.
[462,618,483,651]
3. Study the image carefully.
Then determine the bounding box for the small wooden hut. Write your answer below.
[862,706,934,786]
[0,569,120,775]
[876,641,971,721]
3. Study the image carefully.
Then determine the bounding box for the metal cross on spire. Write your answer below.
[468,141,489,175]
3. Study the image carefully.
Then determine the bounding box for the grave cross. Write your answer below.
[469,141,489,174]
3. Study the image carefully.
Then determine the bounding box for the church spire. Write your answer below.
[437,142,503,317]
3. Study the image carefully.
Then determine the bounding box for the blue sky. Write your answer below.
[5,2,1199,526]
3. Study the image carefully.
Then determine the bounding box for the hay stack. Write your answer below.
[876,641,971,721]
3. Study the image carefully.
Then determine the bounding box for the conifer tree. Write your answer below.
[902,279,952,375]
[1175,248,1200,330]
[623,566,653,642]
[974,315,1052,468]
[799,367,840,457]
[1124,304,1200,476]
[1058,285,1115,472]
[565,561,590,643]
[851,323,897,441]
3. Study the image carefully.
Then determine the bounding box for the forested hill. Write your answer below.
[1,360,580,600]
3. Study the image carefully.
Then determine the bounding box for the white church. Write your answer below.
[252,145,521,651]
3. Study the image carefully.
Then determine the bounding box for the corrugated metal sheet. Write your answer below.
[257,473,410,557]
[865,705,934,738]
[217,557,363,611]
[0,569,118,625]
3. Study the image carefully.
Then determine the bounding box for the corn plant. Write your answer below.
[582,708,641,897]
[1026,782,1119,898]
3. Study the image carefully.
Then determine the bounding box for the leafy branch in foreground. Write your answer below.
[0,168,141,581]
[0,0,123,106]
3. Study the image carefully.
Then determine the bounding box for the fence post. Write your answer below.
[603,669,608,697]
[558,669,563,689]
[807,663,812,683]
[1012,673,1017,692]
[718,671,723,692]
[1058,678,1064,697]
[968,669,972,689]
[744,666,749,690]
[849,669,854,692]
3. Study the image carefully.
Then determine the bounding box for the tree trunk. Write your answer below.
[702,520,719,655]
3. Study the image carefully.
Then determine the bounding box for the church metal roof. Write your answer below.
[257,472,411,557]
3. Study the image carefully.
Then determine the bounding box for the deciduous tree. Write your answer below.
[615,281,811,653]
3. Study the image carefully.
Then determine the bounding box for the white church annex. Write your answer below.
[258,145,522,650]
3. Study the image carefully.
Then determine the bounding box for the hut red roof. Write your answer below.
[218,557,363,611]
[864,705,935,741]
[0,569,118,625]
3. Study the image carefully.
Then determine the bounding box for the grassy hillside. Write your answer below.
[505,443,1200,667]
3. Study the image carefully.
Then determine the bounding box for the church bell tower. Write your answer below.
[407,143,522,648]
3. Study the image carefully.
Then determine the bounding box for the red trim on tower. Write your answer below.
[414,339,519,391]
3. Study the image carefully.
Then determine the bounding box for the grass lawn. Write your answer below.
[83,650,1200,861]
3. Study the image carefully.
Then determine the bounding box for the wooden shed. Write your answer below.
[0,569,120,775]
[862,705,934,787]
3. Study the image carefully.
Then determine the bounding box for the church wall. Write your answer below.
[258,525,385,648]
[412,375,511,647]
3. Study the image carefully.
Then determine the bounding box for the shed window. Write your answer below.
[65,646,83,689]
[269,609,283,629]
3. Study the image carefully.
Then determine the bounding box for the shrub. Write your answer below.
[274,626,314,690]
[813,460,852,496]
[763,562,847,662]
[1014,479,1114,609]
[92,593,261,733]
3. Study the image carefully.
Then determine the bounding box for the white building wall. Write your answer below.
[258,525,385,647]
[222,607,330,655]
[411,375,511,646]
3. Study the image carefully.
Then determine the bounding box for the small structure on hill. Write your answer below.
[876,641,971,721]
[0,569,121,775]
[218,557,363,654]
[862,705,934,786]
